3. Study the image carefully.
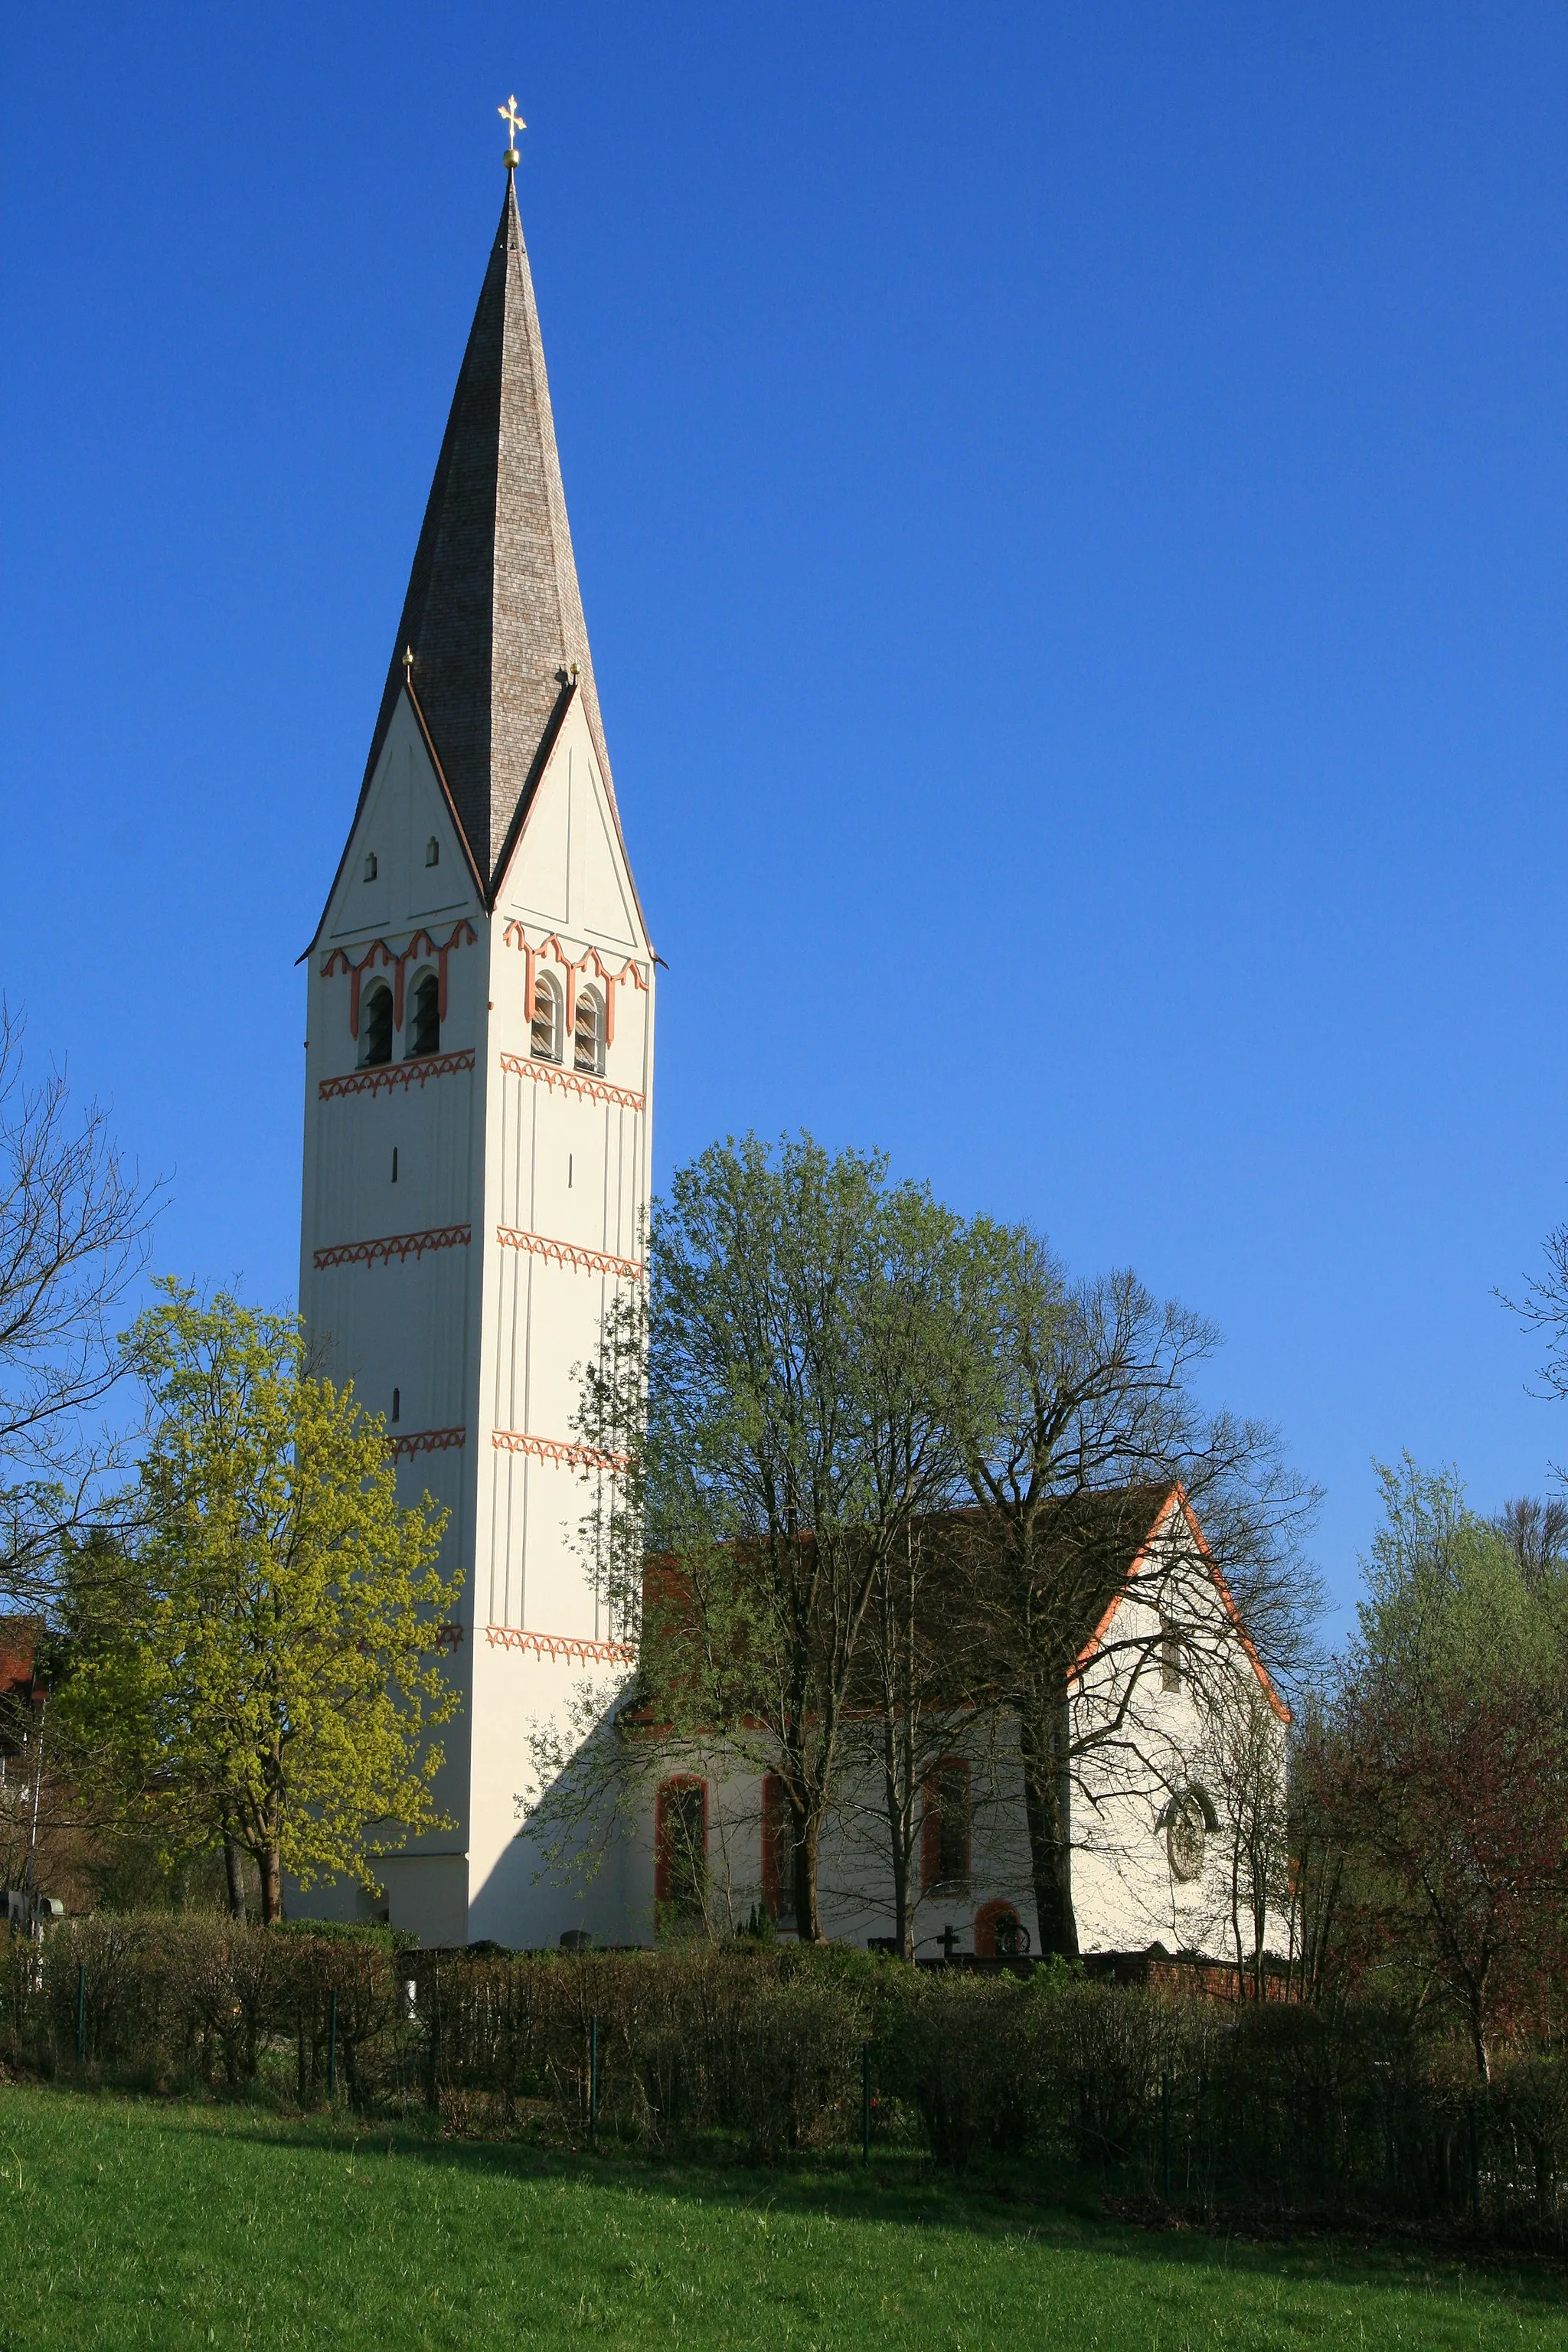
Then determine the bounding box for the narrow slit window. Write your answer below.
[391,1147,398,1183]
[1160,1619,1183,1694]
[391,1388,400,1423]
[363,851,377,882]
[424,837,439,867]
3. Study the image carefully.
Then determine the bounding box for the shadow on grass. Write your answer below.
[117,2097,1568,2316]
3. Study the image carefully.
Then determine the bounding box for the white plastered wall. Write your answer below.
[295,686,654,1949]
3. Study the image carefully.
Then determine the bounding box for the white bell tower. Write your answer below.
[296,146,654,1948]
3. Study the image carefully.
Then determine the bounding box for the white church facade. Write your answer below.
[295,149,1289,1966]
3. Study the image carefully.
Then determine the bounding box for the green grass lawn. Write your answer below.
[0,2086,1563,2350]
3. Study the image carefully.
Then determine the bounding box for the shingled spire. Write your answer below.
[360,168,615,888]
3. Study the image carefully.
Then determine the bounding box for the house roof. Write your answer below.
[354,167,616,891]
[633,1484,1289,1724]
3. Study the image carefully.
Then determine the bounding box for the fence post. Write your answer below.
[75,1962,85,2064]
[327,1989,338,2101]
[1161,2069,1171,2202]
[426,1965,440,2110]
[861,2042,872,2167]
[590,2013,599,2144]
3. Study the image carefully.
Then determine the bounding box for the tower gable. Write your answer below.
[317,687,482,948]
[495,693,648,955]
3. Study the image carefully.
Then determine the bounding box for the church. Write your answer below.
[295,131,1287,1965]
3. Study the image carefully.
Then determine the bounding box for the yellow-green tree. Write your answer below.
[61,1282,460,1920]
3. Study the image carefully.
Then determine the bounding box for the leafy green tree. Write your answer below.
[59,1283,459,1921]
[564,1136,982,1942]
[1307,1459,1568,2076]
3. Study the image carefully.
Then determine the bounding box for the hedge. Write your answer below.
[3,1919,1566,2243]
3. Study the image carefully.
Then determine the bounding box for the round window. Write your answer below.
[1166,1794,1207,1883]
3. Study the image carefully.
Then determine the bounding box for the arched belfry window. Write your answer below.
[408,971,439,1058]
[573,985,604,1076]
[361,981,394,1068]
[531,973,563,1064]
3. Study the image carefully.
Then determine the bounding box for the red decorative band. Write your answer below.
[495,1225,642,1280]
[498,1053,644,1113]
[319,1050,475,1101]
[314,1226,471,1270]
[501,924,650,1046]
[322,920,477,1037]
[392,1426,468,1461]
[492,1429,627,1472]
[484,1625,636,1666]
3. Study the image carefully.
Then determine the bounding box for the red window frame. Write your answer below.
[655,1775,707,1909]
[920,1757,971,1894]
[760,1772,796,1920]
[972,1898,1021,1958]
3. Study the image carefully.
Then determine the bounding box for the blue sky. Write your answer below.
[5,5,1568,1628]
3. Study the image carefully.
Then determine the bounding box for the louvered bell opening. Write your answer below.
[531,977,562,1063]
[573,988,603,1076]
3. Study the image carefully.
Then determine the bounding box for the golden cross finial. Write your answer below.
[498,94,525,165]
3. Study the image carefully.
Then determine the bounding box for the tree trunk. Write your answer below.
[224,1835,247,1921]
[793,1807,824,1942]
[256,1838,283,1925]
[1019,1694,1077,1957]
[883,1735,913,1960]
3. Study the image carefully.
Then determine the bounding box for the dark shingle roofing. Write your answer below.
[358,168,615,889]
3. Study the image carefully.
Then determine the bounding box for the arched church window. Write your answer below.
[921,1758,971,1895]
[363,851,378,883]
[408,971,440,1058]
[361,982,394,1067]
[655,1776,707,1932]
[760,1773,798,1926]
[573,986,604,1076]
[531,973,563,1063]
[425,837,440,867]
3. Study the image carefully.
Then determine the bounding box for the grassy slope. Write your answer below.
[0,2089,1563,2350]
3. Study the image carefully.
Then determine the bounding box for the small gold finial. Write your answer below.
[498,94,524,168]
[403,645,414,678]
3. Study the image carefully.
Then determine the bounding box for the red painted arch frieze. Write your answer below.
[319,1048,475,1102]
[313,1224,471,1271]
[497,1052,644,1113]
[495,1225,643,1280]
[484,1625,636,1667]
[501,922,648,1046]
[322,920,477,1036]
[492,1428,627,1472]
[391,1426,468,1462]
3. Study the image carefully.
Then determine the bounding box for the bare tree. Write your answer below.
[946,1226,1321,1958]
[1197,1682,1291,1998]
[0,1006,158,1605]
[1494,1495,1568,1593]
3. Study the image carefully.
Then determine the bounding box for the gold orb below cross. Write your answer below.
[498,93,524,167]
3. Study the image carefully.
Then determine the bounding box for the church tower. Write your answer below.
[298,142,653,1948]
